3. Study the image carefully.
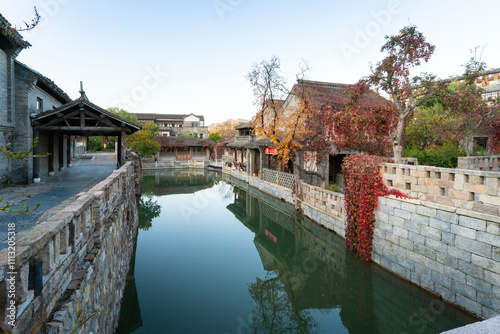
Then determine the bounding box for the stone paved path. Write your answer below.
[0,152,117,250]
[442,315,500,333]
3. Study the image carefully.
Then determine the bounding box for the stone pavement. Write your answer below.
[442,315,500,333]
[0,152,118,250]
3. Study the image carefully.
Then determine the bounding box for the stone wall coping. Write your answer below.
[299,181,345,198]
[381,162,500,176]
[458,155,500,161]
[384,194,500,223]
[0,162,133,268]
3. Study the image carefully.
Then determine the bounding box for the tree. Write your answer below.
[210,119,239,140]
[107,107,139,123]
[126,130,160,158]
[142,122,160,137]
[208,132,221,143]
[404,104,456,149]
[0,7,40,36]
[179,131,197,138]
[0,138,44,213]
[435,54,500,156]
[348,25,436,163]
[247,57,332,176]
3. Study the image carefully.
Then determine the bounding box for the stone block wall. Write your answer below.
[381,163,500,216]
[373,196,500,319]
[0,162,139,334]
[297,181,345,238]
[458,156,500,172]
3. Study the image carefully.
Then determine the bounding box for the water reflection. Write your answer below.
[225,176,477,334]
[137,198,161,231]
[141,169,217,196]
[117,170,477,334]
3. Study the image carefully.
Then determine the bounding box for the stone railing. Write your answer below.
[261,168,296,189]
[234,135,254,143]
[380,163,500,216]
[74,144,86,155]
[188,160,206,168]
[298,181,344,220]
[458,156,500,171]
[0,162,138,333]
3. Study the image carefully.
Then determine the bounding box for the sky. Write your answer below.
[1,0,500,124]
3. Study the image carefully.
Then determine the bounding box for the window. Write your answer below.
[475,137,488,150]
[36,98,43,111]
[199,134,203,139]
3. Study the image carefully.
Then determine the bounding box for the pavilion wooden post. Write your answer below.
[33,129,40,181]
[259,147,264,179]
[117,131,126,166]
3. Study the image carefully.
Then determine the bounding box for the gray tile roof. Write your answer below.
[0,13,31,49]
[15,60,71,104]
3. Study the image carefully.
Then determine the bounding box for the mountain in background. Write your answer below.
[208,118,249,140]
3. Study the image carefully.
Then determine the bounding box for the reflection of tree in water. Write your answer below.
[137,197,161,231]
[248,271,320,334]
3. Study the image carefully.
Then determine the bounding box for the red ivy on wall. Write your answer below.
[342,154,409,261]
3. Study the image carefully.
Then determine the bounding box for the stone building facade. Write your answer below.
[134,113,210,138]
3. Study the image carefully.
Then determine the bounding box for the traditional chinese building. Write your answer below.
[134,113,209,139]
[0,13,140,186]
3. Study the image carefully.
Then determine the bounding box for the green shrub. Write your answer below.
[326,184,342,193]
[404,142,459,168]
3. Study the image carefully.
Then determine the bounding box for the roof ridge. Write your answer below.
[296,79,351,89]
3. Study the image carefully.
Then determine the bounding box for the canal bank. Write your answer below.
[0,160,140,334]
[222,165,500,324]
[118,168,477,333]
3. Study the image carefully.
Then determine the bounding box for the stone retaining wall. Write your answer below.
[223,167,500,320]
[0,162,139,334]
[373,195,500,319]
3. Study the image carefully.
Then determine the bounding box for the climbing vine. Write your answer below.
[342,154,408,261]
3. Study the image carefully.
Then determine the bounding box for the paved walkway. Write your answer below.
[0,152,118,250]
[443,315,500,333]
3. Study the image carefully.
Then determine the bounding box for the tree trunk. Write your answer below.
[392,116,405,164]
[461,134,473,156]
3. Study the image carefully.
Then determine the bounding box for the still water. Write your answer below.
[117,169,477,334]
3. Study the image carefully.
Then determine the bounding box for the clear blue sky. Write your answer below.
[1,0,499,124]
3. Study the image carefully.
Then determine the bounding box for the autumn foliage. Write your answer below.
[342,155,409,261]
[332,82,398,156]
[350,25,436,162]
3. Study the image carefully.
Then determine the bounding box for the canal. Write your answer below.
[117,169,478,334]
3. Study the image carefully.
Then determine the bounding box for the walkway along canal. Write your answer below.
[117,169,477,333]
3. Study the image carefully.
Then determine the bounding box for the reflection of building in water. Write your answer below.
[141,169,218,196]
[226,180,477,334]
